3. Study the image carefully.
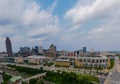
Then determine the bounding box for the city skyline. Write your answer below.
[0,0,120,52]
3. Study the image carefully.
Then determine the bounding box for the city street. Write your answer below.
[104,57,120,84]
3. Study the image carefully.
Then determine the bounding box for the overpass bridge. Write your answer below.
[23,72,46,82]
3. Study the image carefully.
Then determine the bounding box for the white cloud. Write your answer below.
[29,36,46,43]
[0,0,27,23]
[0,0,61,52]
[22,2,53,26]
[65,0,120,24]
[81,15,120,48]
[0,0,120,51]
[0,25,15,35]
[21,1,61,41]
[89,16,120,36]
[68,24,81,31]
[22,1,59,26]
[28,24,61,37]
[60,0,120,50]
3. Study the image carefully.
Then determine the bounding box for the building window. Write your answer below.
[92,60,95,63]
[103,60,104,62]
[96,60,98,63]
[88,59,90,62]
[83,60,86,62]
[79,60,82,62]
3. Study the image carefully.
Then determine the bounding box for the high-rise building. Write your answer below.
[35,46,38,55]
[44,44,57,57]
[5,37,12,56]
[31,46,39,55]
[83,47,87,53]
[49,44,56,53]
[19,47,30,54]
[38,46,43,55]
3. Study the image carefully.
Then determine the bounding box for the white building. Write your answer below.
[38,46,43,54]
[26,55,48,64]
[56,56,109,68]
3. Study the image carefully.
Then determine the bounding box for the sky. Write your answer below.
[0,0,120,52]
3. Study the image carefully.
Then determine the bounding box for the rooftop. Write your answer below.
[55,59,69,62]
[59,56,108,59]
[26,55,46,59]
[10,76,22,83]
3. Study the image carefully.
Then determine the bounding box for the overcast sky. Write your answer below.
[0,0,120,52]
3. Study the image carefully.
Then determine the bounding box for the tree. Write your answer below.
[44,71,99,84]
[37,78,44,84]
[2,73,12,84]
[29,78,37,84]
[22,81,28,84]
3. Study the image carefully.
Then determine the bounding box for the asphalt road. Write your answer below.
[104,57,120,84]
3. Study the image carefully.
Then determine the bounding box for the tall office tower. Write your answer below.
[49,44,56,56]
[76,50,79,56]
[49,44,56,53]
[35,46,38,55]
[5,37,12,56]
[83,47,87,53]
[19,47,30,54]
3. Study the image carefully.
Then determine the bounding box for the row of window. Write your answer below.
[70,62,107,67]
[60,57,108,63]
[78,59,108,63]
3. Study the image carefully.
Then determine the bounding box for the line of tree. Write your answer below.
[22,78,44,84]
[44,71,99,84]
[43,62,54,66]
[1,72,12,84]
[108,59,115,69]
[7,64,46,75]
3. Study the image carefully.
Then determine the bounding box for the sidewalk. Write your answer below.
[104,64,115,84]
[104,75,110,84]
[116,62,120,73]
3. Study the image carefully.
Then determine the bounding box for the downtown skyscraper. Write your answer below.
[5,37,12,56]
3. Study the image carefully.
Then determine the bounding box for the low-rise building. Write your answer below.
[9,76,22,84]
[0,55,48,65]
[55,59,70,67]
[26,55,48,64]
[14,57,24,64]
[55,56,110,68]
[0,53,8,57]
